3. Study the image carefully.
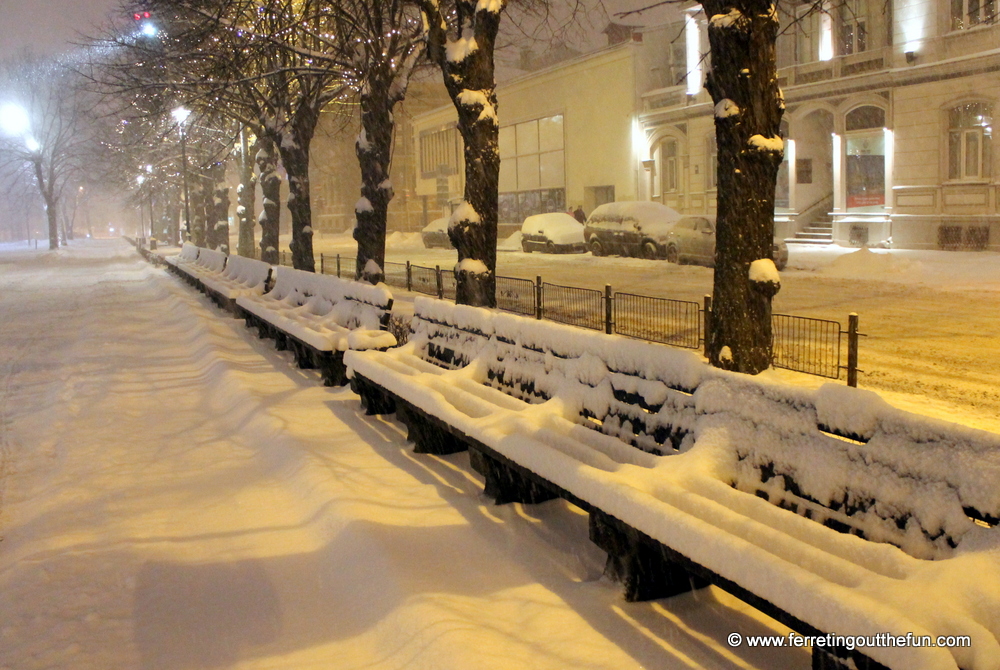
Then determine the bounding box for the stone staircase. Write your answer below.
[786,214,834,244]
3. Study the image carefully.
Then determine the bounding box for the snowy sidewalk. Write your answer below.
[0,240,804,670]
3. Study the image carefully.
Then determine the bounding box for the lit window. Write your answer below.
[661,139,678,193]
[952,0,997,29]
[948,102,993,179]
[707,136,718,189]
[839,0,868,54]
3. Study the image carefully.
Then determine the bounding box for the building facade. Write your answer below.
[411,0,1000,250]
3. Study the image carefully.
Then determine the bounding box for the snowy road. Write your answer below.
[0,240,808,669]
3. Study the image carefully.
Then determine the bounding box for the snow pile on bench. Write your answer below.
[236,266,395,353]
[201,254,271,302]
[164,242,199,268]
[346,297,1000,670]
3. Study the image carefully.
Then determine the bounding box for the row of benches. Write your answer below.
[164,243,395,386]
[345,297,1000,670]
[151,242,1000,670]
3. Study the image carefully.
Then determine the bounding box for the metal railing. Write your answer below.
[541,282,604,331]
[263,249,862,385]
[771,313,842,379]
[614,293,702,349]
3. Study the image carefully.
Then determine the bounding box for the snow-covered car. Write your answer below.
[420,217,452,249]
[583,201,683,259]
[663,216,789,270]
[520,213,586,254]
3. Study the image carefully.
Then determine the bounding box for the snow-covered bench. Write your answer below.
[236,266,395,386]
[200,254,273,313]
[345,297,1000,670]
[163,242,200,273]
[173,247,227,287]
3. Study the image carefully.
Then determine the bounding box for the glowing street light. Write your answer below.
[25,137,40,153]
[0,103,30,137]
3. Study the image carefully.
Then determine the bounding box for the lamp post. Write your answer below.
[172,107,191,243]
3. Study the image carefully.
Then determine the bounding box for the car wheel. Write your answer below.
[522,241,531,253]
[546,241,556,254]
[665,245,679,264]
[642,241,659,260]
[590,239,604,257]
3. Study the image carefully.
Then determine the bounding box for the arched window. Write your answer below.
[948,102,993,180]
[845,105,885,131]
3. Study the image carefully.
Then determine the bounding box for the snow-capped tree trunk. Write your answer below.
[237,129,257,258]
[703,0,784,374]
[212,163,231,255]
[277,119,317,272]
[420,0,504,308]
[256,137,281,264]
[190,173,209,247]
[354,78,396,285]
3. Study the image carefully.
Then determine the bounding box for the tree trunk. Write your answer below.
[427,4,503,307]
[703,0,784,374]
[353,76,394,285]
[277,120,317,272]
[238,129,258,258]
[205,161,229,253]
[32,159,59,251]
[191,173,209,248]
[256,137,281,264]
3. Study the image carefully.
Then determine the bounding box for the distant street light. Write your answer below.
[172,107,192,243]
[0,103,30,137]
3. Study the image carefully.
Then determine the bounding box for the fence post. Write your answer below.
[703,295,713,359]
[535,276,543,320]
[320,253,324,274]
[336,254,341,278]
[847,312,859,387]
[406,261,412,292]
[605,284,613,334]
[436,265,444,299]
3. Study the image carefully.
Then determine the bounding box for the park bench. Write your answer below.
[345,296,1000,670]
[236,266,395,386]
[200,253,273,314]
[173,247,227,288]
[163,242,200,274]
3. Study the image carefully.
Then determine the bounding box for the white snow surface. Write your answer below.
[445,31,478,63]
[476,0,504,13]
[520,212,585,245]
[347,298,1000,670]
[0,239,815,670]
[749,258,780,284]
[456,258,489,275]
[355,197,373,213]
[449,201,482,232]
[714,99,741,119]
[748,134,784,153]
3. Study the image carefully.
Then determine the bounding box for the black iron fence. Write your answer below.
[771,313,842,379]
[614,293,702,349]
[264,251,862,385]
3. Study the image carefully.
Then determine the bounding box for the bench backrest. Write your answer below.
[179,242,200,261]
[408,297,1000,560]
[222,254,271,289]
[268,266,393,329]
[194,248,227,273]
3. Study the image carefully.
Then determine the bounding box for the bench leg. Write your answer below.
[589,510,709,602]
[469,448,558,505]
[350,375,396,415]
[397,402,467,455]
[319,352,347,387]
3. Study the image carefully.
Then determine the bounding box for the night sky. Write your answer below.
[0,0,121,59]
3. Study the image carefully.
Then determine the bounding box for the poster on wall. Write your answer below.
[846,134,885,209]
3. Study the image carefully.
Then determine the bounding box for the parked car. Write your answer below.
[583,201,683,259]
[663,215,789,270]
[520,212,587,253]
[421,217,452,249]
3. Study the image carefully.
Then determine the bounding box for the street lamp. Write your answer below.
[0,103,30,137]
[172,106,191,242]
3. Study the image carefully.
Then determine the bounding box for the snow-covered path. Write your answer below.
[0,241,806,669]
